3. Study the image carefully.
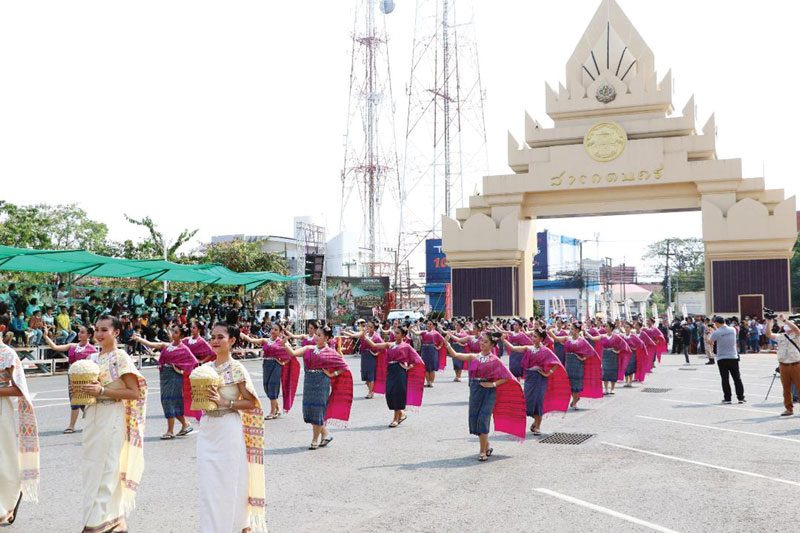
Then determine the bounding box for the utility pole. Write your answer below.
[665,239,672,312]
[578,241,584,319]
[406,261,411,309]
[622,257,626,318]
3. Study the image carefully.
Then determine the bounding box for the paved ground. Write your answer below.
[12,350,800,532]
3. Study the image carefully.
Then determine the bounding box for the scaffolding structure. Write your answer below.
[293,220,327,325]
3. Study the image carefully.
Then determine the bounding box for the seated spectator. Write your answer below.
[56,306,76,344]
[28,310,45,346]
[11,312,28,345]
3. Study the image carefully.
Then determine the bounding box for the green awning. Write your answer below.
[0,245,303,286]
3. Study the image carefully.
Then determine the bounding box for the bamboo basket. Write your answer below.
[69,373,99,406]
[190,377,221,411]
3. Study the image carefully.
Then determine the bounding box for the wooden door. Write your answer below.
[472,300,492,319]
[738,295,764,320]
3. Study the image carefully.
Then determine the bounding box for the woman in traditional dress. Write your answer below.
[621,322,644,387]
[644,318,668,366]
[183,321,215,364]
[443,332,526,461]
[285,319,320,347]
[342,319,383,398]
[584,321,631,396]
[358,325,425,427]
[0,317,39,526]
[198,322,266,533]
[132,325,198,439]
[548,322,602,409]
[499,319,533,380]
[447,320,469,382]
[551,319,568,364]
[636,321,656,378]
[42,324,97,433]
[504,328,569,435]
[410,319,445,388]
[282,325,353,449]
[241,323,297,419]
[78,315,146,533]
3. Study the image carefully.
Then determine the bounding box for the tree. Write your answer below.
[0,201,109,252]
[790,235,800,309]
[124,215,198,261]
[191,239,289,303]
[642,237,705,296]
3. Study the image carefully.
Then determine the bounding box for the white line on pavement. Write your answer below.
[660,398,775,415]
[636,415,800,443]
[533,488,681,533]
[602,442,800,488]
[34,402,71,409]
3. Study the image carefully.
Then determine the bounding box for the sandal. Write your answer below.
[319,436,333,447]
[309,442,319,450]
[265,414,276,420]
[6,492,21,524]
[532,428,542,436]
[63,428,75,434]
[397,414,407,425]
[486,447,493,457]
[478,454,488,462]
[160,433,175,440]
[388,421,399,428]
[177,426,194,437]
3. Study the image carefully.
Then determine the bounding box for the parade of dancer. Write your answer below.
[78,315,147,533]
[42,324,97,433]
[242,324,297,419]
[359,325,426,427]
[444,332,526,461]
[644,318,668,365]
[282,325,353,449]
[584,322,631,396]
[548,322,602,409]
[132,326,198,439]
[410,319,445,388]
[449,320,470,382]
[0,316,38,527]
[621,322,645,387]
[502,319,533,381]
[198,322,266,533]
[636,321,657,375]
[504,328,569,435]
[342,319,383,399]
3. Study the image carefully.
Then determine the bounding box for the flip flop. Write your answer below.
[63,428,75,434]
[319,436,333,447]
[533,429,542,436]
[397,414,408,425]
[478,454,488,462]
[177,426,194,437]
[160,433,175,440]
[388,421,399,428]
[308,442,319,450]
[265,414,276,420]
[486,448,493,457]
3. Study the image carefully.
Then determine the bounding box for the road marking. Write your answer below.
[33,397,70,402]
[533,488,680,533]
[602,442,800,488]
[33,402,71,409]
[637,415,800,443]
[661,398,775,415]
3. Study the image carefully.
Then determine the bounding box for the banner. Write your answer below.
[425,239,451,284]
[326,277,390,324]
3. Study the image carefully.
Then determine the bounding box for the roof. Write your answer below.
[611,283,652,303]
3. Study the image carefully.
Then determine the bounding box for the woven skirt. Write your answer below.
[385,363,408,411]
[602,348,618,382]
[302,371,331,426]
[262,358,282,400]
[625,350,637,377]
[451,343,465,371]
[468,381,496,435]
[360,350,377,382]
[160,366,185,419]
[509,352,524,379]
[553,343,566,365]
[421,344,439,372]
[524,370,547,417]
[565,353,584,393]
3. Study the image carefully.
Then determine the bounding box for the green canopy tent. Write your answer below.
[0,245,303,289]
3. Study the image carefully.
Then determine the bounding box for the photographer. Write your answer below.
[709,316,746,404]
[764,313,800,416]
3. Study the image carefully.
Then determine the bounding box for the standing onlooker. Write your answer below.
[709,316,745,404]
[764,314,800,416]
[703,318,715,365]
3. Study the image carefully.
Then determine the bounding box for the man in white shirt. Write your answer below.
[765,314,800,416]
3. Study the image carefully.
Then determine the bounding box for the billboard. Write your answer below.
[326,277,390,324]
[533,231,549,280]
[425,238,451,284]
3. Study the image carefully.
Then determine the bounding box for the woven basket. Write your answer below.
[190,377,221,411]
[69,373,99,406]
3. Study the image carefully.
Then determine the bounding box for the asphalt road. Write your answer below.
[11,350,799,532]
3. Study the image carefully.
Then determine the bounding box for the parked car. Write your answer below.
[386,309,425,322]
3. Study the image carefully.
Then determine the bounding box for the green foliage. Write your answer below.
[642,237,705,297]
[791,235,800,309]
[0,201,109,251]
[123,214,198,261]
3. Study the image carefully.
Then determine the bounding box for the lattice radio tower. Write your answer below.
[339,0,402,275]
[401,0,489,245]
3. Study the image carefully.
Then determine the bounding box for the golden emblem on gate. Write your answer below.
[584,121,626,162]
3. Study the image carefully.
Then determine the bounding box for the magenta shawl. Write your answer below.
[68,342,96,365]
[467,354,526,440]
[565,337,603,399]
[521,346,570,416]
[304,346,353,425]
[375,342,425,409]
[183,335,215,362]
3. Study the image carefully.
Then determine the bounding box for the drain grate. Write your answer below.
[678,368,697,371]
[539,432,595,445]
[642,387,671,393]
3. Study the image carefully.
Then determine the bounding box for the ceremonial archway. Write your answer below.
[442,0,797,318]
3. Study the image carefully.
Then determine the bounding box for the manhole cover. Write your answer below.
[678,368,697,371]
[539,432,595,445]
[642,387,671,393]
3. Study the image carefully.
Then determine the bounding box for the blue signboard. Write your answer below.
[425,239,451,284]
[533,231,549,280]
